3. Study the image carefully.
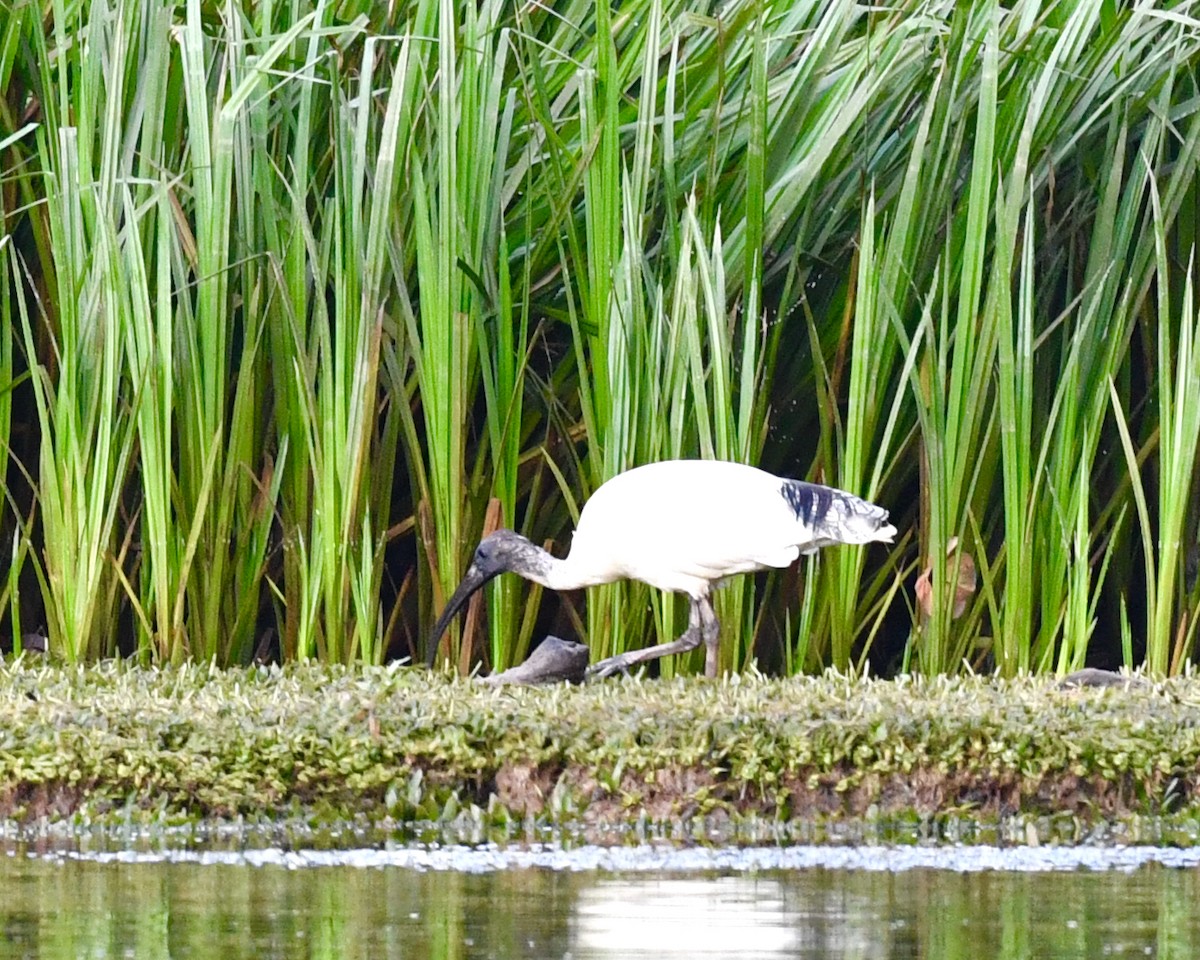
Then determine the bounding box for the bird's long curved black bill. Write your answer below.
[426,564,497,668]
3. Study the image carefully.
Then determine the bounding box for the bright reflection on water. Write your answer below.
[0,844,1198,959]
[574,877,806,956]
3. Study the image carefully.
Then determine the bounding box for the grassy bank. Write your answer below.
[1,661,1198,832]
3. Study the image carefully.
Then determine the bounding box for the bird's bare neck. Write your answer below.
[522,550,615,592]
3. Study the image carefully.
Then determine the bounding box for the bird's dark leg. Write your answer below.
[699,597,720,678]
[586,595,720,680]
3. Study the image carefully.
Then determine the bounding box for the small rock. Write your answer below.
[1058,668,1148,690]
[1,633,47,656]
[479,636,590,686]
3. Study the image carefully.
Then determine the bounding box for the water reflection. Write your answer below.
[565,871,1199,959]
[573,878,801,956]
[0,850,1196,959]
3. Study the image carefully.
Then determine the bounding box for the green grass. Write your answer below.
[2,0,1200,675]
[1,660,1200,827]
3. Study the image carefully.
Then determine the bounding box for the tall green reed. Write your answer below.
[396,0,533,671]
[1112,194,1200,676]
[276,31,403,665]
[3,0,1200,677]
[17,0,137,661]
[877,0,1200,675]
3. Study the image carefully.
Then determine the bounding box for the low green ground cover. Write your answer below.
[1,662,1197,833]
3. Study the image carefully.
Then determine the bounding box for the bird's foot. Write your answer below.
[585,653,638,681]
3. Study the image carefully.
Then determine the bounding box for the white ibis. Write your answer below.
[427,459,897,678]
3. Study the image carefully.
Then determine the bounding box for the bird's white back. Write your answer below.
[565,461,892,596]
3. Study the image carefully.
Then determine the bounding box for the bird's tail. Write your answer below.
[782,480,897,545]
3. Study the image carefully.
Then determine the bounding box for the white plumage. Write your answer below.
[428,459,896,678]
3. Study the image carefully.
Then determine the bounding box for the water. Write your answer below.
[1,842,1198,958]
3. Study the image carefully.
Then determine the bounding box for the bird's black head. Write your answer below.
[426,530,538,667]
[469,529,536,579]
